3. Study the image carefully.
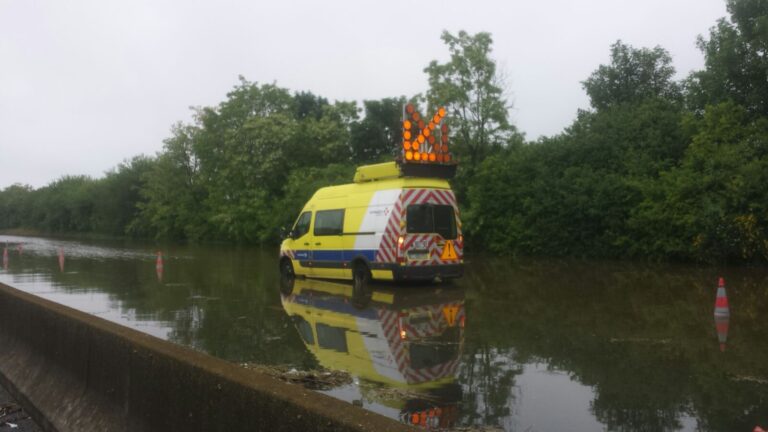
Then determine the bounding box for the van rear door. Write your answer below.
[400,188,462,265]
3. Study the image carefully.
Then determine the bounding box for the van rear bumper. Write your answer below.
[383,263,464,281]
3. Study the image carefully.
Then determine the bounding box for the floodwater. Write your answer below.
[0,234,766,431]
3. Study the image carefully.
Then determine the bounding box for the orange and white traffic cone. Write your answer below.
[714,277,730,317]
[58,248,65,272]
[156,251,164,282]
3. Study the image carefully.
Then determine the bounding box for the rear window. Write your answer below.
[409,327,460,369]
[407,204,457,239]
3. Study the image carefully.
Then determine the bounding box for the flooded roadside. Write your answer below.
[0,234,766,431]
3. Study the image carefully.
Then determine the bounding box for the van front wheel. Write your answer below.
[279,259,295,295]
[352,263,372,309]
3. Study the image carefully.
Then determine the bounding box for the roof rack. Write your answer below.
[353,161,456,183]
[398,160,456,179]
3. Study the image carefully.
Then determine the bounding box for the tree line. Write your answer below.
[2,0,768,262]
[469,0,768,262]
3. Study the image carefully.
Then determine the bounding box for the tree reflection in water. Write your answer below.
[1,236,767,431]
[459,344,523,428]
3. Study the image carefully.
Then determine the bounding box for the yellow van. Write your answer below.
[280,277,465,429]
[279,160,464,287]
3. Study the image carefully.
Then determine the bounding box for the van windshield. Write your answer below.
[406,204,457,239]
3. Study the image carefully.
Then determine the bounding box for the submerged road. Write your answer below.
[0,234,767,431]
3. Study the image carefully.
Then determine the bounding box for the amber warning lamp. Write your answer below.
[399,104,456,178]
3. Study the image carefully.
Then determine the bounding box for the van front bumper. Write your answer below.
[384,263,464,281]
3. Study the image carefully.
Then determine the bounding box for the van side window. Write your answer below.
[291,315,314,345]
[293,212,311,239]
[314,209,344,236]
[316,323,348,352]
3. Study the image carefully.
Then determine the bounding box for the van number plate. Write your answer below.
[412,240,428,250]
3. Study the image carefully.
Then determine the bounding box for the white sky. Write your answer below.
[0,0,728,188]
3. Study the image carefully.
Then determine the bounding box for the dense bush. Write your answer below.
[3,1,768,262]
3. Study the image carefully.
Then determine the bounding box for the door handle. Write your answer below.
[303,242,310,246]
[315,242,322,246]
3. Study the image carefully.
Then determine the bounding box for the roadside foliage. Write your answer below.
[2,0,768,262]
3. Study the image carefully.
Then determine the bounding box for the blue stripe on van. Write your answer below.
[294,250,311,260]
[310,249,377,262]
[312,250,344,261]
[294,294,379,319]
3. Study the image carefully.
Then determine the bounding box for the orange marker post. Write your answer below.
[156,251,164,282]
[58,248,65,272]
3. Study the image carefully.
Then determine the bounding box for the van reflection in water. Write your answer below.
[280,278,465,429]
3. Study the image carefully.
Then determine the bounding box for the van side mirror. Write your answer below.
[280,226,293,240]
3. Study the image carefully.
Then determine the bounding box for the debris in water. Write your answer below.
[361,384,439,402]
[240,363,352,390]
[0,403,21,419]
[732,375,768,385]
[0,402,28,430]
[449,426,504,432]
[609,337,671,345]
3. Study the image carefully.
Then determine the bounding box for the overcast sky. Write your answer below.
[1,0,728,188]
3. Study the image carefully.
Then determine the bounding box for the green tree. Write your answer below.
[468,40,687,257]
[629,101,768,261]
[91,155,155,235]
[32,175,97,232]
[350,97,406,163]
[273,164,356,235]
[132,78,359,243]
[583,40,681,111]
[293,91,329,120]
[687,0,768,116]
[132,124,207,240]
[425,31,520,176]
[0,184,33,229]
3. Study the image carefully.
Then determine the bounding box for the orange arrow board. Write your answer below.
[443,306,459,326]
[440,240,458,260]
[402,103,451,163]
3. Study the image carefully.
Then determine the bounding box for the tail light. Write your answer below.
[398,312,408,340]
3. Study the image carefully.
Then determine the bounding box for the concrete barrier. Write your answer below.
[0,282,412,432]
